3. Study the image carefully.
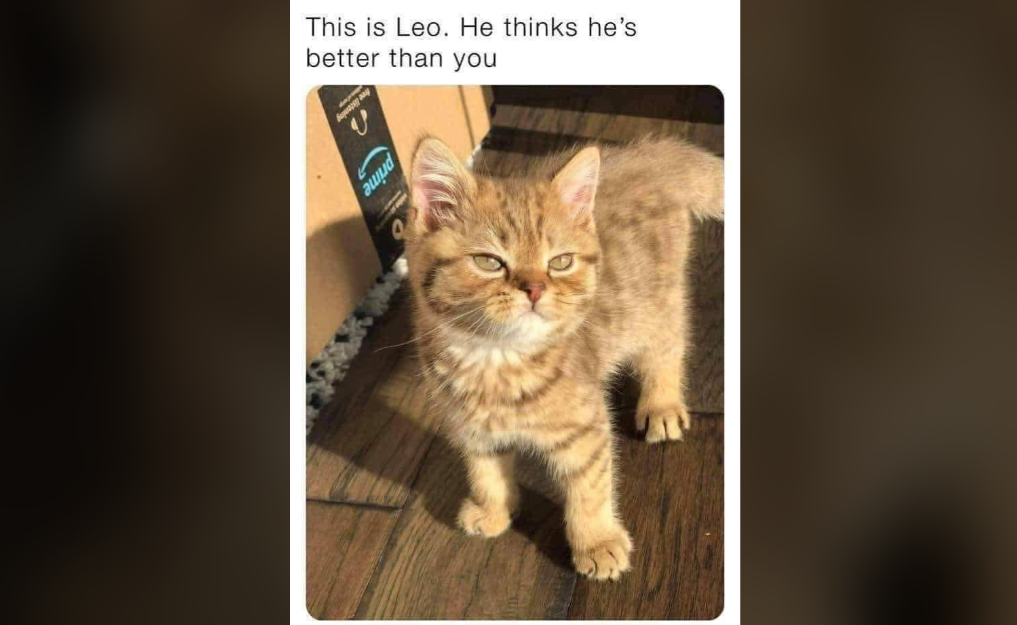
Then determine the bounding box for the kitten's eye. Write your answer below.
[473,255,504,272]
[549,254,574,271]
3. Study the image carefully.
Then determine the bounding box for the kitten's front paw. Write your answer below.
[637,406,691,443]
[572,528,633,582]
[458,499,513,538]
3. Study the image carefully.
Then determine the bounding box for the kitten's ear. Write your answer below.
[552,146,600,222]
[410,137,475,232]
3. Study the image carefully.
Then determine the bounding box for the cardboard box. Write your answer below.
[306,86,490,363]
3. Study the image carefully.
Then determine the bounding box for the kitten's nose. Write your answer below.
[522,282,546,304]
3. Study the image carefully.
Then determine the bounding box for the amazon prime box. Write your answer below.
[306,85,490,362]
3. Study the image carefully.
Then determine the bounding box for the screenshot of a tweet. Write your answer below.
[291,1,739,620]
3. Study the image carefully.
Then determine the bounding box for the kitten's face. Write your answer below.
[406,139,601,350]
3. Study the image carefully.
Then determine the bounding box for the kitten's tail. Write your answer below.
[671,139,724,222]
[603,136,724,221]
[687,160,724,221]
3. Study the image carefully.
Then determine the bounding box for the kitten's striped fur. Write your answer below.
[405,136,723,581]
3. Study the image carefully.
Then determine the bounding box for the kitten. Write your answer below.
[404,136,723,581]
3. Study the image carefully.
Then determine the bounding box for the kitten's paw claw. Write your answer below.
[573,529,633,581]
[458,499,512,538]
[641,406,690,443]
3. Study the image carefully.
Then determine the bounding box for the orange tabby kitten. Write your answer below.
[405,136,723,581]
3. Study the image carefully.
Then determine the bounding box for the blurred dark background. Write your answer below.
[742,2,1017,624]
[4,3,288,623]
[3,2,1016,623]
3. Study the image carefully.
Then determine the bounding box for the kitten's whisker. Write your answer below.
[464,308,490,337]
[374,304,486,352]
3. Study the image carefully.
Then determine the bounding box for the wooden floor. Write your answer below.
[307,89,724,620]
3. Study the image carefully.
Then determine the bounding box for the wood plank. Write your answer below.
[568,415,725,620]
[688,218,725,414]
[689,119,725,155]
[687,300,724,415]
[490,104,694,147]
[491,86,724,124]
[307,287,411,444]
[306,288,443,507]
[488,104,723,156]
[306,501,399,620]
[355,438,576,619]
